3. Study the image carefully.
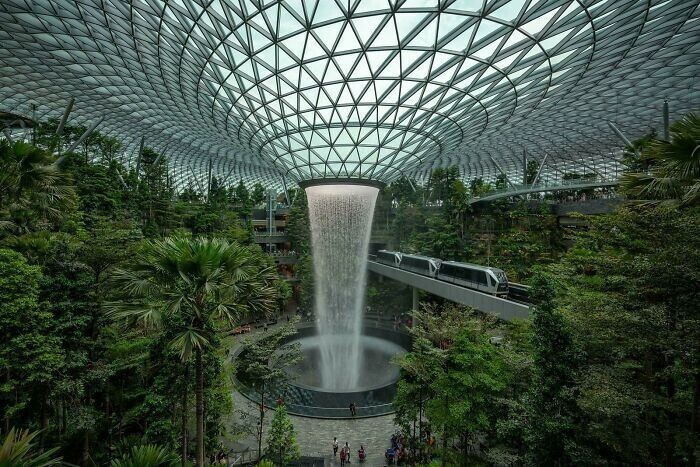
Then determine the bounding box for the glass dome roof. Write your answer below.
[0,0,698,188]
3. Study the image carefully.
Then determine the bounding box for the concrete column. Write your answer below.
[663,100,670,142]
[267,189,276,253]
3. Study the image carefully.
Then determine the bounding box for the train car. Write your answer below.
[376,250,402,268]
[399,254,442,278]
[507,283,530,303]
[437,261,509,296]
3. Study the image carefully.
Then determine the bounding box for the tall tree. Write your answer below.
[236,320,300,462]
[109,237,278,466]
[548,205,700,464]
[266,405,301,466]
[524,272,583,465]
[0,248,63,433]
[0,140,75,233]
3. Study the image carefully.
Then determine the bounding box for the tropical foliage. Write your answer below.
[0,122,290,466]
[2,112,698,466]
[109,237,279,466]
[0,428,61,467]
[0,140,74,232]
[110,444,180,467]
[621,112,699,206]
[266,405,301,466]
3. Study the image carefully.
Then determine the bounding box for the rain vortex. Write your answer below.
[305,184,378,391]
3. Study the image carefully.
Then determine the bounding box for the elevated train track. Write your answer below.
[367,260,531,321]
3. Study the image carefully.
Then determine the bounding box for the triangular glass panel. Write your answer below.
[447,0,483,14]
[372,16,398,47]
[312,21,344,47]
[353,55,372,79]
[407,15,438,48]
[444,25,474,51]
[278,5,304,37]
[520,8,558,36]
[312,1,344,23]
[353,15,386,45]
[365,49,394,73]
[304,33,327,60]
[438,13,467,42]
[305,57,328,81]
[473,18,501,44]
[324,58,344,82]
[489,0,527,23]
[396,12,429,44]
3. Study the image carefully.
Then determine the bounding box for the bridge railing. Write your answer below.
[473,176,619,202]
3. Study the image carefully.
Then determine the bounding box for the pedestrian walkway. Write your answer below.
[231,391,397,466]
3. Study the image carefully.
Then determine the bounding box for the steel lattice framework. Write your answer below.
[1,0,698,189]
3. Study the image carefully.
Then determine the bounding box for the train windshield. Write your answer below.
[495,271,508,283]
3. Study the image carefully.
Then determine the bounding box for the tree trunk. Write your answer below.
[412,414,417,467]
[689,372,699,466]
[664,308,677,467]
[106,387,112,463]
[39,392,48,449]
[195,349,204,467]
[82,430,90,467]
[441,366,449,467]
[418,388,423,464]
[182,364,189,467]
[258,381,265,463]
[62,400,67,435]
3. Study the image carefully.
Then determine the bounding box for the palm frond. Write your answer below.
[171,328,210,361]
[0,428,62,466]
[110,444,179,467]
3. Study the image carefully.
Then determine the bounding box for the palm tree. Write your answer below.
[110,444,180,467]
[620,112,700,206]
[109,237,278,467]
[0,427,62,466]
[0,140,74,232]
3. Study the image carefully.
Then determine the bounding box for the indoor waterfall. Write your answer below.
[305,184,379,391]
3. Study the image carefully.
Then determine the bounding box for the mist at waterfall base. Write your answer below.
[305,184,378,391]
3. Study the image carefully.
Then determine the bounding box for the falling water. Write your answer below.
[305,184,379,391]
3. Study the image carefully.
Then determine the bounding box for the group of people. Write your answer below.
[384,432,408,465]
[384,429,438,465]
[333,437,366,465]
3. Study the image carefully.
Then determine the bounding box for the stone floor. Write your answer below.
[230,391,398,466]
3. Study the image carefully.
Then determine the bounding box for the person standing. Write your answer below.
[340,446,347,466]
[333,437,339,457]
[345,442,351,463]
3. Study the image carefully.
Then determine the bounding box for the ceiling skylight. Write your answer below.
[0,0,698,188]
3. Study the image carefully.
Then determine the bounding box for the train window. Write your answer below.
[457,267,468,282]
[478,271,487,285]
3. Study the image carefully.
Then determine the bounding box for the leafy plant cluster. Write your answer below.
[391,113,699,466]
[0,122,290,466]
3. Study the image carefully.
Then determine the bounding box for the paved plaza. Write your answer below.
[230,391,398,466]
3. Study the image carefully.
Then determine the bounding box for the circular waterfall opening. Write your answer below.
[233,323,410,418]
[282,334,405,392]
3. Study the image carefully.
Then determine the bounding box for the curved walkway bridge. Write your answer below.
[470,179,619,204]
[367,260,530,321]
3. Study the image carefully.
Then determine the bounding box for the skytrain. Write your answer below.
[375,250,509,297]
